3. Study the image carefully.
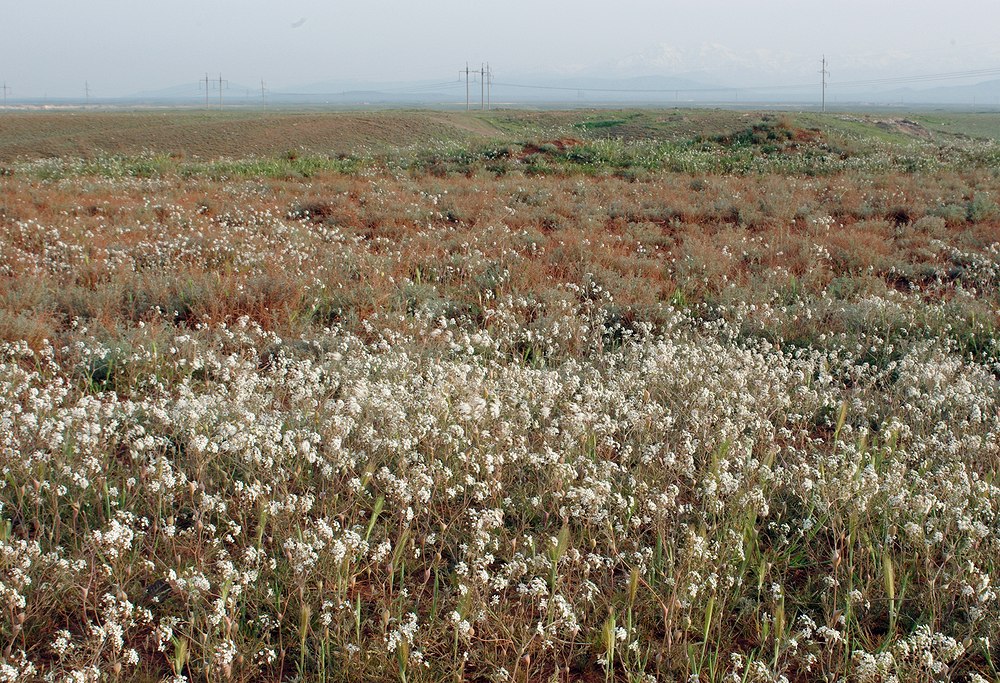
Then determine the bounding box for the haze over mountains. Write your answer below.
[24,72,1000,110]
[6,0,1000,108]
[7,38,1000,109]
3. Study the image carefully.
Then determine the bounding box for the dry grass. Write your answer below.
[1,110,1000,682]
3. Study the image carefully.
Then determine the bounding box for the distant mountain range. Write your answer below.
[873,79,1000,106]
[7,75,1000,109]
[128,74,1000,107]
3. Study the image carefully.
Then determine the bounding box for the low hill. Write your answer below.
[0,110,505,162]
[1,108,998,164]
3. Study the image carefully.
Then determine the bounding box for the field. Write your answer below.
[1,108,1000,682]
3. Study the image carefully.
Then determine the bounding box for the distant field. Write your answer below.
[2,108,998,162]
[2,109,1000,682]
[910,112,1000,141]
[0,110,504,161]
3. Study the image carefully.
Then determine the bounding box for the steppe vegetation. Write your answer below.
[1,109,1000,681]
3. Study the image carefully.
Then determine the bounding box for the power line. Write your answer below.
[365,81,463,93]
[276,82,463,96]
[492,81,742,94]
[830,66,1000,88]
[256,83,464,99]
[489,62,1000,100]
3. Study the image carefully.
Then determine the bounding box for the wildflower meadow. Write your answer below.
[1,110,999,681]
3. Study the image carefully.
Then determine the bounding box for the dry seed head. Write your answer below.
[884,555,896,602]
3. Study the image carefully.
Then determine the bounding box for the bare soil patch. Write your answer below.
[876,117,934,139]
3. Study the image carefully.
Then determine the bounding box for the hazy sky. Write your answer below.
[4,0,1000,97]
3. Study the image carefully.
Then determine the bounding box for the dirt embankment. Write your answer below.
[875,118,933,139]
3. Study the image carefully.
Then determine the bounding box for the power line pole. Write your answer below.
[1,82,10,109]
[480,63,485,110]
[260,79,267,109]
[486,63,493,110]
[217,73,228,109]
[202,73,211,107]
[820,55,829,112]
[459,63,472,111]
[85,81,91,107]
[199,73,229,109]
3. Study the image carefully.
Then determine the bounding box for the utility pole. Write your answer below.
[458,62,492,111]
[85,81,91,107]
[200,73,229,109]
[460,63,472,111]
[486,63,493,110]
[820,55,829,112]
[217,73,228,109]
[260,79,267,109]
[1,82,10,109]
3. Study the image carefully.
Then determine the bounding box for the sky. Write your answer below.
[3,0,1000,97]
